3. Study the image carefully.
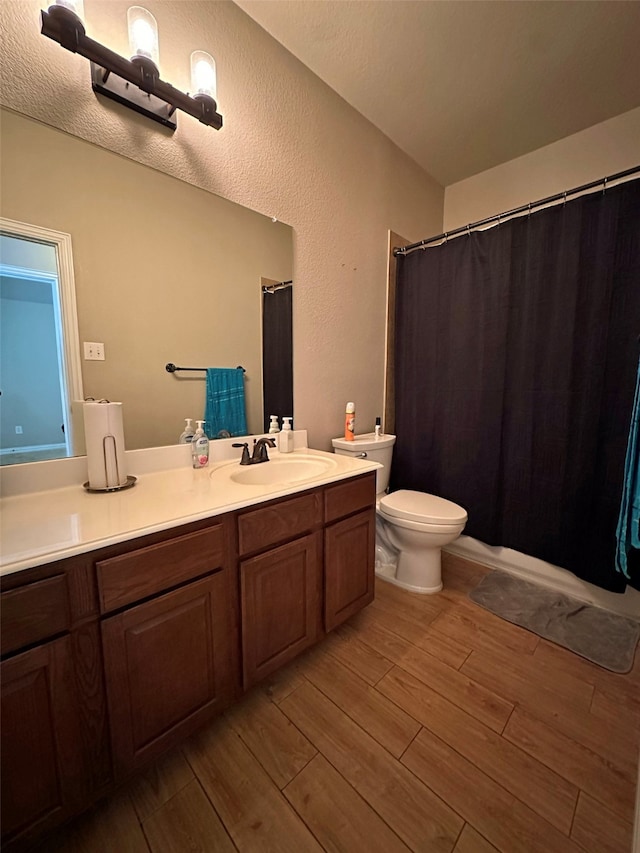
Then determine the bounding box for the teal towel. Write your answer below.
[204,368,247,439]
[616,354,640,579]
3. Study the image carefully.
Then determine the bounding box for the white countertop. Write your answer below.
[0,438,379,576]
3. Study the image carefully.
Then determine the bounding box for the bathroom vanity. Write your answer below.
[0,442,377,851]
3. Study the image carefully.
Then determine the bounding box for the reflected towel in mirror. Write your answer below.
[204,368,247,439]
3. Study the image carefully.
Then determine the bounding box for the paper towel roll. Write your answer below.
[83,401,128,490]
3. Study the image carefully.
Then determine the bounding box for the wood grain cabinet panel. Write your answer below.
[1,638,87,850]
[0,575,70,655]
[238,492,322,556]
[324,508,375,631]
[324,474,376,524]
[241,533,322,689]
[101,573,236,778]
[96,524,227,613]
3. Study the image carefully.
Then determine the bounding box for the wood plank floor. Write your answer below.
[40,554,640,853]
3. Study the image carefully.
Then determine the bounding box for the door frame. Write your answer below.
[0,218,83,456]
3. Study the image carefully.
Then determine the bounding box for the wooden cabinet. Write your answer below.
[102,572,237,777]
[1,638,87,850]
[239,473,376,686]
[1,470,376,848]
[324,474,376,631]
[97,518,237,780]
[325,509,375,631]
[241,533,322,689]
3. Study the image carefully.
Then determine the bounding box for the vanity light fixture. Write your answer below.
[40,1,223,131]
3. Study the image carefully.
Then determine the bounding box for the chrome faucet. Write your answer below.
[232,437,276,465]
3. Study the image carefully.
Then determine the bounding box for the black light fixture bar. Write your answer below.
[40,6,223,130]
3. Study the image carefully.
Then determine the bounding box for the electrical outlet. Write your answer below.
[15,425,23,434]
[83,342,105,361]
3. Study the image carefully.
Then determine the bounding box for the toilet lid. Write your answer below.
[379,490,467,525]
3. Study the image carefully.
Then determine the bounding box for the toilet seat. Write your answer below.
[379,490,467,526]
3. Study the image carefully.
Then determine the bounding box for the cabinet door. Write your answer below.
[241,533,322,689]
[102,573,236,778]
[324,508,375,631]
[1,637,86,849]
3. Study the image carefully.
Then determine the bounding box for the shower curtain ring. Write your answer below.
[467,224,471,237]
[603,176,608,195]
[563,191,567,206]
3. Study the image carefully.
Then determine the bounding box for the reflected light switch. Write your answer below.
[84,342,105,361]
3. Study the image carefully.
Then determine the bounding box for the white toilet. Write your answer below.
[332,433,467,594]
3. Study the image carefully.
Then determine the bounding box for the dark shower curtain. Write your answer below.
[262,285,293,432]
[392,179,640,592]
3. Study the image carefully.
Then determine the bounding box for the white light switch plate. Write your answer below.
[84,342,105,361]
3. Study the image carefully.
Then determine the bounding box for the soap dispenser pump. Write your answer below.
[268,415,280,434]
[191,420,209,468]
[279,417,294,453]
[179,418,195,444]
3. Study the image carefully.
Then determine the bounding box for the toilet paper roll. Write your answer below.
[83,401,128,490]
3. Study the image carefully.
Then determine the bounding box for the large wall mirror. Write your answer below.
[0,109,293,463]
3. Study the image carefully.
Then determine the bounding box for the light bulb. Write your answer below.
[127,6,159,69]
[51,0,85,20]
[190,51,217,102]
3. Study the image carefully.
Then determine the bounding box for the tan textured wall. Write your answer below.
[0,0,444,450]
[444,107,640,230]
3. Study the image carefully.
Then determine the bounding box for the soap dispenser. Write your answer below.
[268,415,280,434]
[179,418,195,444]
[279,417,294,453]
[191,420,210,468]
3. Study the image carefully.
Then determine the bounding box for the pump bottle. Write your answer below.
[268,415,280,434]
[179,418,195,444]
[279,417,294,453]
[191,420,210,468]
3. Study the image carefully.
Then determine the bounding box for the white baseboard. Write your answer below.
[446,535,640,620]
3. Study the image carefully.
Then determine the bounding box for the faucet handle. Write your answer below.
[232,442,251,465]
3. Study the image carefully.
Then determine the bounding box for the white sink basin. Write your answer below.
[215,454,338,486]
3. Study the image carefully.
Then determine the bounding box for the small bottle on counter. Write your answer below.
[375,416,382,439]
[268,415,280,434]
[279,417,294,453]
[345,402,355,441]
[179,418,195,444]
[191,420,210,468]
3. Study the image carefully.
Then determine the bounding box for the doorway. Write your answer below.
[0,220,83,465]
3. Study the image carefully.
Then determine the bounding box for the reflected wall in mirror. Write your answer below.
[0,108,293,460]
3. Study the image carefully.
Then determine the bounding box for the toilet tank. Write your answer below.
[331,433,396,494]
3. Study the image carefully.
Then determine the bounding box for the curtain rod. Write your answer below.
[393,164,640,257]
[262,280,292,293]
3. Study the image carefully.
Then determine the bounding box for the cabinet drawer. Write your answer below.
[324,473,376,524]
[1,575,71,656]
[238,491,322,556]
[96,524,227,613]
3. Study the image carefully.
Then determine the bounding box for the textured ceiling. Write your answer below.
[235,0,640,186]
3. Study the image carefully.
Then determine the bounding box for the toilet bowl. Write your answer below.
[377,490,467,593]
[331,432,467,594]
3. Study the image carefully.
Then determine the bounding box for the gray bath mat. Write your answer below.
[469,571,640,673]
